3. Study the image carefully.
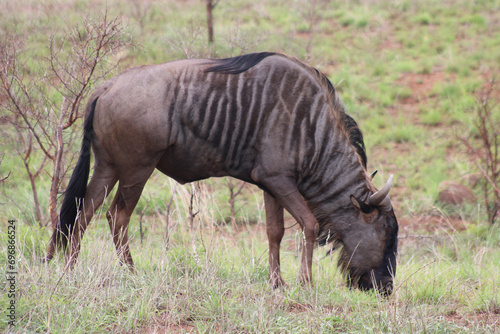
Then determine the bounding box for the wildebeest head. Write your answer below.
[336,175,398,296]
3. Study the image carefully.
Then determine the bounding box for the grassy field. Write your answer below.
[1,0,500,332]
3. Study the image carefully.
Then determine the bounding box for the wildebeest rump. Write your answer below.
[46,52,399,294]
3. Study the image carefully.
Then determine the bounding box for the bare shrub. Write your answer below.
[226,177,247,230]
[165,20,214,59]
[0,12,131,227]
[295,0,329,63]
[206,0,220,43]
[221,23,268,56]
[165,11,266,60]
[459,78,500,225]
[0,154,9,183]
[130,0,154,34]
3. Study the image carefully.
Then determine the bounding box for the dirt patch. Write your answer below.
[444,310,500,329]
[375,29,404,50]
[380,39,403,50]
[399,213,468,234]
[288,302,313,313]
[135,313,195,334]
[437,181,475,205]
[396,72,452,104]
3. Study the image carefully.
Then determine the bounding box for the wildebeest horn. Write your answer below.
[370,170,378,180]
[369,174,393,206]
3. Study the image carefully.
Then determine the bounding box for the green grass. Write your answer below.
[2,0,500,332]
[1,215,499,333]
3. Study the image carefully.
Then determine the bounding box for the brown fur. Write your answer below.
[46,53,398,294]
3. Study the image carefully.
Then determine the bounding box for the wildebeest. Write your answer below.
[46,52,398,295]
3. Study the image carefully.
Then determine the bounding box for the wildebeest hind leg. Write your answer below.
[66,164,118,268]
[264,191,287,288]
[106,171,153,269]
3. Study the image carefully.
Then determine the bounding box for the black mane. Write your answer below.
[204,52,277,74]
[343,113,367,169]
[310,67,367,169]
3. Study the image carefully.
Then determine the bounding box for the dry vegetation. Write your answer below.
[1,0,500,333]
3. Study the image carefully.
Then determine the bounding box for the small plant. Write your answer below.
[294,0,329,62]
[421,109,443,126]
[413,12,432,25]
[164,20,214,59]
[459,78,500,224]
[225,177,246,230]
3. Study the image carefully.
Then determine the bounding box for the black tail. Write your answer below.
[51,98,97,250]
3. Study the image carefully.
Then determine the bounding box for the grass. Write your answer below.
[1,214,499,333]
[1,0,500,332]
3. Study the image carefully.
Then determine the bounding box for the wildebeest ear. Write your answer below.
[350,195,373,214]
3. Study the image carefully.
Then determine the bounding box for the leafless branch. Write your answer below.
[0,154,9,183]
[226,177,247,230]
[0,12,131,228]
[296,0,328,63]
[458,77,500,224]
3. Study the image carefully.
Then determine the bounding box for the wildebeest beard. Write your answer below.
[315,207,398,295]
[316,218,361,285]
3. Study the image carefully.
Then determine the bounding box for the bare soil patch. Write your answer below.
[135,313,195,334]
[396,72,453,104]
[444,309,500,329]
[399,213,468,235]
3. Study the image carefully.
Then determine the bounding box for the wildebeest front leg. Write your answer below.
[264,191,286,288]
[257,175,319,286]
[281,190,318,286]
